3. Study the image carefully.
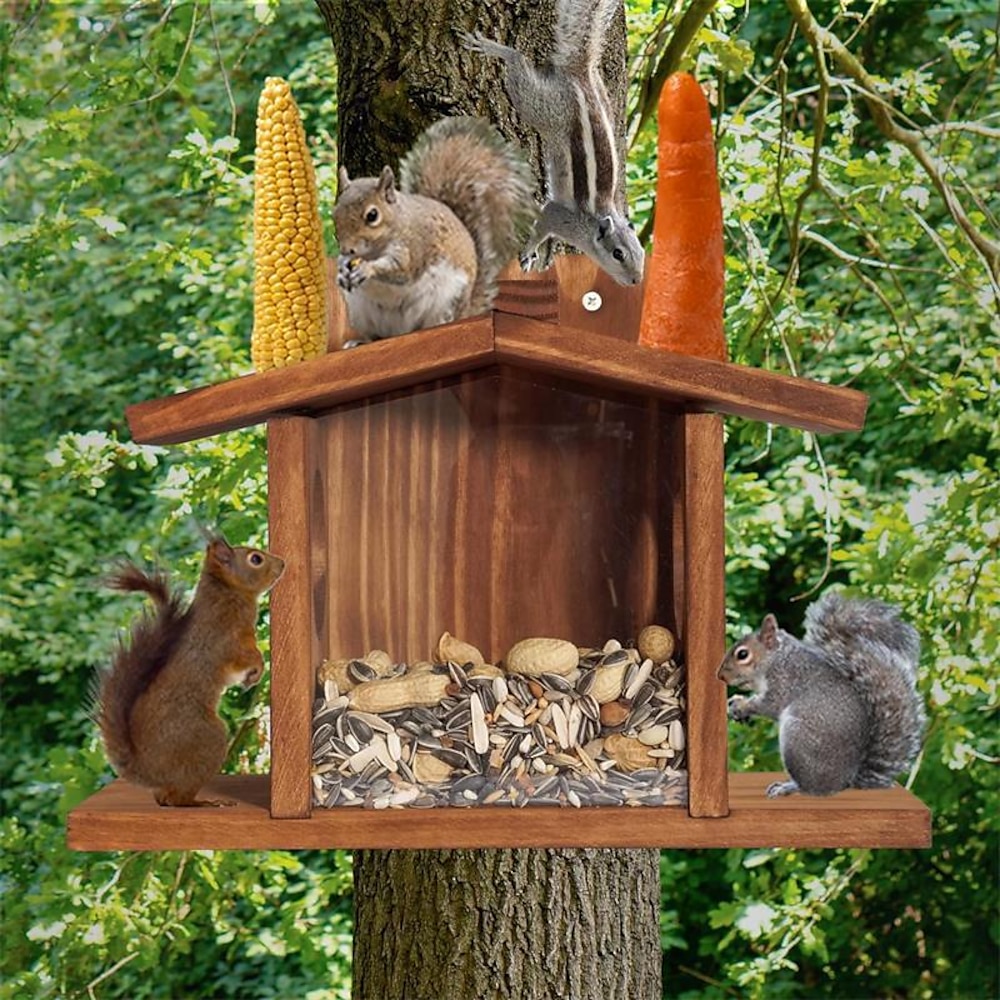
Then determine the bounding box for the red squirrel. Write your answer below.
[94,538,284,806]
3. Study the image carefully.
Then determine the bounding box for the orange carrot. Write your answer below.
[638,72,726,361]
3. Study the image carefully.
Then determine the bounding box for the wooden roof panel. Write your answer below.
[126,313,867,445]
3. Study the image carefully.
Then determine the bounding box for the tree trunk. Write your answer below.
[354,849,662,1000]
[314,0,627,180]
[312,4,661,998]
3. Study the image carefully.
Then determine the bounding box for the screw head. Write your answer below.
[581,290,603,312]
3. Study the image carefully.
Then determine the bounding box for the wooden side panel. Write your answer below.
[680,413,729,818]
[268,416,324,819]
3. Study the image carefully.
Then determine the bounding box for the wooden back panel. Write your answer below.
[316,371,680,664]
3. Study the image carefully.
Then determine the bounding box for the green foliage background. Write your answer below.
[1,1,996,997]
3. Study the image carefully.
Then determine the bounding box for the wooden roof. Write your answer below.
[126,302,867,445]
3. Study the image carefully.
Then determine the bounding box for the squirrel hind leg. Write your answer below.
[852,767,898,789]
[154,786,237,807]
[765,778,800,798]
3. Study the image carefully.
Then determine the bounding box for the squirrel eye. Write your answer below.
[735,647,750,662]
[364,206,380,225]
[248,551,264,567]
[612,248,625,262]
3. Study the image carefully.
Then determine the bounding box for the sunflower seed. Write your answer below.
[348,659,378,684]
[575,669,596,697]
[470,692,489,754]
[351,709,394,734]
[637,724,669,746]
[498,703,526,728]
[624,658,653,701]
[347,715,374,744]
[492,675,509,704]
[669,718,686,750]
[550,702,570,749]
[600,648,630,667]
[540,672,574,693]
[447,661,469,687]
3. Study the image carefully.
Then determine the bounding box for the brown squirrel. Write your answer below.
[333,116,536,342]
[718,590,926,798]
[94,538,284,806]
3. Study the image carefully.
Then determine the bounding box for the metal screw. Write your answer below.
[582,291,602,312]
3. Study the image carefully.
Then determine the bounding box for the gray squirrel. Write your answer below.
[334,116,536,342]
[463,0,645,286]
[718,591,926,798]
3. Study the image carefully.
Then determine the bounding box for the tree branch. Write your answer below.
[786,0,1000,288]
[628,0,718,141]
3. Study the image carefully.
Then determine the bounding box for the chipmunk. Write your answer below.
[464,0,645,285]
[93,537,284,806]
[718,591,926,798]
[334,116,536,342]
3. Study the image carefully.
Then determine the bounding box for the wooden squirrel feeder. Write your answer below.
[67,258,930,850]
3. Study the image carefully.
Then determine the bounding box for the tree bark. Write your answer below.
[353,849,662,1000]
[312,4,662,998]
[314,0,627,182]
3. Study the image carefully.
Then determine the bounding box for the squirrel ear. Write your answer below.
[597,216,613,240]
[378,165,397,203]
[207,537,234,567]
[759,613,780,649]
[338,166,351,190]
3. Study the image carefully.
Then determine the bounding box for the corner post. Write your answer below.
[682,412,729,817]
[267,415,323,818]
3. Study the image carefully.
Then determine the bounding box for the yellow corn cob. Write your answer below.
[251,77,327,370]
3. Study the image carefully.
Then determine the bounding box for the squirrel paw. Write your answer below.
[765,779,800,798]
[155,789,238,807]
[337,255,369,292]
[520,238,556,274]
[727,695,755,722]
[461,31,511,59]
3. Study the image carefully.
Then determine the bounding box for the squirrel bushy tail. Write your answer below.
[804,591,926,787]
[93,565,189,774]
[400,116,536,314]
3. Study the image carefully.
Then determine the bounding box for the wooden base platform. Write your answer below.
[67,773,930,851]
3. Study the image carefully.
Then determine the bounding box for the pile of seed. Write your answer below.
[311,635,687,810]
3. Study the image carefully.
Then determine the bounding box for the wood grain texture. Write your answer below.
[67,773,932,851]
[126,317,495,445]
[680,414,729,818]
[551,255,646,339]
[126,304,866,447]
[493,315,869,433]
[325,256,348,352]
[494,263,560,322]
[267,417,322,818]
[316,373,674,665]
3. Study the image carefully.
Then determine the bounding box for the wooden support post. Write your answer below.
[682,412,729,817]
[267,416,323,818]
